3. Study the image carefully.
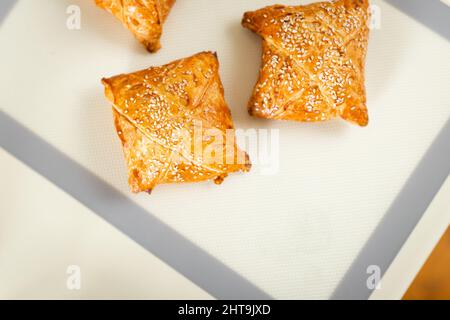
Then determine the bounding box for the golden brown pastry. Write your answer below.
[101,52,251,193]
[94,0,175,52]
[242,0,370,126]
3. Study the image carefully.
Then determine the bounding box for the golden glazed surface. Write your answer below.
[243,0,370,126]
[102,52,251,193]
[95,0,175,52]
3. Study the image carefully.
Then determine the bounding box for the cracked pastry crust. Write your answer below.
[242,0,371,126]
[102,52,251,193]
[94,0,175,52]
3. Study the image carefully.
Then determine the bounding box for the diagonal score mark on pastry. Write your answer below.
[242,0,371,126]
[94,0,176,52]
[102,52,251,193]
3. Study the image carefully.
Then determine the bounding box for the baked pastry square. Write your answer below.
[242,0,371,126]
[95,0,175,52]
[102,52,251,193]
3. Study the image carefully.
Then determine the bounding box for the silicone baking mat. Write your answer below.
[1,0,449,299]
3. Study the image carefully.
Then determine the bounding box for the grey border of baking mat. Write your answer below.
[385,0,450,41]
[0,0,14,26]
[332,0,450,300]
[331,119,450,299]
[1,0,449,300]
[0,111,272,300]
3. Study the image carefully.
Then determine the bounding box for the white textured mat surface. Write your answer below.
[1,0,449,299]
[0,149,212,299]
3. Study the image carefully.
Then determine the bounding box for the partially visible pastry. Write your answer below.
[95,0,175,52]
[242,0,371,126]
[101,52,251,193]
